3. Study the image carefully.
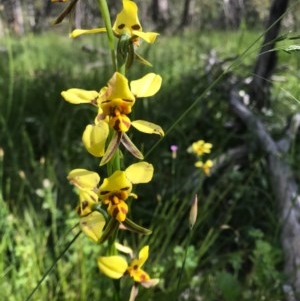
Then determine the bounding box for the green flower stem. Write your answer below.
[118,57,126,75]
[97,0,122,177]
[116,34,131,74]
[0,149,4,202]
[99,218,119,246]
[108,225,119,255]
[110,223,121,301]
[113,279,121,301]
[175,229,194,300]
[98,0,117,71]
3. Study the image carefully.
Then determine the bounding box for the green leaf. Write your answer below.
[135,52,152,67]
[282,45,300,54]
[216,271,241,301]
[123,218,152,235]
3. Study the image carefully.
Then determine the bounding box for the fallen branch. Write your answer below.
[230,88,300,301]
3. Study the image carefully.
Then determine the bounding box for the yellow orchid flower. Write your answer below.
[61,73,162,130]
[98,162,154,222]
[67,169,101,216]
[99,72,136,132]
[99,72,163,135]
[76,189,99,216]
[195,159,214,175]
[187,140,213,156]
[67,169,107,242]
[127,245,151,282]
[70,0,158,45]
[61,73,163,163]
[98,245,159,286]
[60,89,110,157]
[112,0,159,45]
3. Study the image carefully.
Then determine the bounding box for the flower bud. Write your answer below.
[189,194,198,230]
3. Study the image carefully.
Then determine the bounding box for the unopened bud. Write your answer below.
[189,194,198,230]
[18,170,26,180]
[0,147,4,160]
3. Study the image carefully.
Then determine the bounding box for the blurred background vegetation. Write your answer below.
[1,0,300,300]
[1,0,300,35]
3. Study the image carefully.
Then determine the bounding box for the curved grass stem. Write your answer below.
[25,231,81,301]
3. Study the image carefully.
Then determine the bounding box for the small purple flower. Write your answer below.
[170,145,178,159]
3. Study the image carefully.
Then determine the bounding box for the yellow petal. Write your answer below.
[79,189,99,205]
[205,160,214,167]
[70,27,106,38]
[61,88,98,104]
[125,162,154,184]
[138,245,149,267]
[106,72,135,101]
[82,122,109,157]
[77,189,98,216]
[80,211,106,242]
[131,120,164,136]
[98,256,128,279]
[132,30,159,43]
[99,171,132,194]
[112,0,141,36]
[109,114,131,132]
[194,161,203,168]
[95,106,105,124]
[130,268,150,282]
[67,169,100,189]
[110,201,128,222]
[130,73,162,98]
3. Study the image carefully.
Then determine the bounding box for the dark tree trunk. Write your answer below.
[12,0,24,35]
[33,0,52,33]
[180,0,192,28]
[151,0,171,30]
[223,0,244,29]
[3,0,25,35]
[251,0,289,109]
[75,0,83,29]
